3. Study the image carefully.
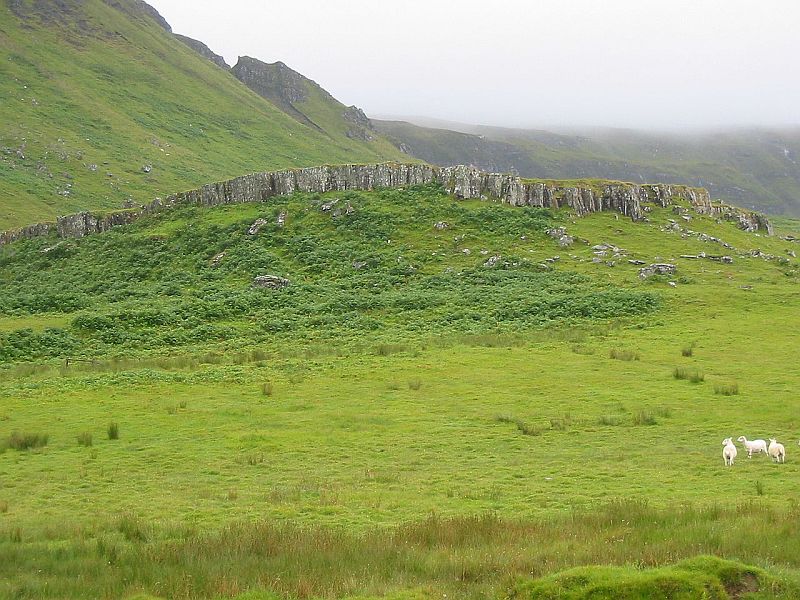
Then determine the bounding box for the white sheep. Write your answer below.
[768,438,786,463]
[737,436,768,458]
[722,437,737,466]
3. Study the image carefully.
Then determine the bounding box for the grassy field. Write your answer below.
[0,0,404,230]
[1,184,800,598]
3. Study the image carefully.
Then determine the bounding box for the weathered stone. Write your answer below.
[639,263,677,279]
[210,251,225,267]
[252,275,289,289]
[434,221,449,230]
[277,210,287,227]
[0,162,773,247]
[248,218,268,235]
[483,255,501,268]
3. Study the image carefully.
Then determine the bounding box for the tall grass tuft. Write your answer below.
[755,480,765,496]
[77,432,93,447]
[674,367,704,383]
[609,348,640,361]
[496,414,541,436]
[715,383,739,396]
[598,415,622,426]
[107,422,119,440]
[633,410,657,426]
[261,382,274,396]
[6,432,49,451]
[408,379,422,390]
[681,346,694,357]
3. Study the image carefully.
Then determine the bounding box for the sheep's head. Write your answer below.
[769,438,777,444]
[737,436,746,443]
[722,438,731,445]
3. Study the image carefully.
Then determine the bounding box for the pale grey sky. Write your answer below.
[150,0,800,130]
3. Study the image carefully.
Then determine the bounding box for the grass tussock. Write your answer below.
[107,422,119,440]
[609,348,640,361]
[76,432,93,447]
[598,415,622,426]
[673,367,705,383]
[633,410,658,426]
[715,383,740,396]
[4,432,49,451]
[496,414,541,436]
[261,382,274,397]
[408,379,422,390]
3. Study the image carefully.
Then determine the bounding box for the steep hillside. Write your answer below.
[0,0,405,230]
[376,119,800,216]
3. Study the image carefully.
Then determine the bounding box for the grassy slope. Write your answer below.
[0,0,404,230]
[1,185,800,598]
[375,120,800,216]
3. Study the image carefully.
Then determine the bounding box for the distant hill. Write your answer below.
[375,119,800,216]
[0,0,404,230]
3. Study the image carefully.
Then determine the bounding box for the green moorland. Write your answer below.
[1,184,800,599]
[0,0,404,230]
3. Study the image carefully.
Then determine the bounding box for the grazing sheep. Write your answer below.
[768,438,786,463]
[737,436,768,458]
[722,437,737,466]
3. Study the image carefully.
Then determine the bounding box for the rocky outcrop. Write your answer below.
[232,58,322,131]
[0,163,772,246]
[175,34,230,69]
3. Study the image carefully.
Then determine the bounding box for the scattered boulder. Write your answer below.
[434,221,450,230]
[628,259,646,265]
[210,251,225,267]
[483,255,501,268]
[248,218,269,235]
[639,263,676,279]
[321,198,339,212]
[462,248,471,255]
[252,275,289,289]
[277,210,287,227]
[352,260,367,270]
[142,164,152,174]
[546,227,575,248]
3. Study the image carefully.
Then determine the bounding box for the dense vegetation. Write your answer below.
[0,185,658,363]
[0,0,403,230]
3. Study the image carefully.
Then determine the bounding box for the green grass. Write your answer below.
[1,185,800,598]
[0,1,404,230]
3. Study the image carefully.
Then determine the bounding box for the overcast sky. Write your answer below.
[150,1,800,130]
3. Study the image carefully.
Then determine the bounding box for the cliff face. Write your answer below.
[175,34,229,69]
[231,58,322,130]
[0,163,771,246]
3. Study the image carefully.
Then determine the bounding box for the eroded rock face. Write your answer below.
[0,163,772,246]
[175,34,230,69]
